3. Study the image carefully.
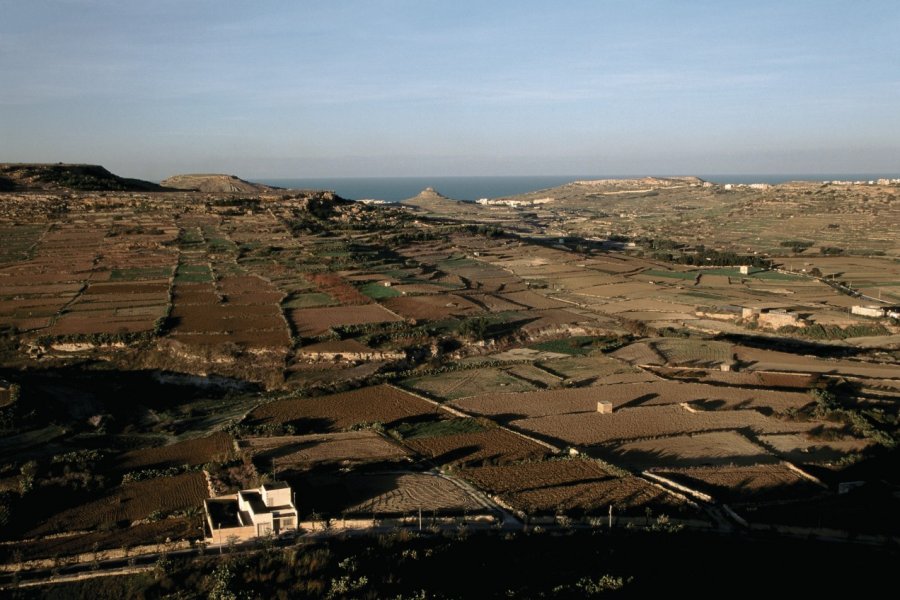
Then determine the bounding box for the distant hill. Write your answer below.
[160,174,280,193]
[0,163,164,192]
[480,175,714,211]
[401,187,459,210]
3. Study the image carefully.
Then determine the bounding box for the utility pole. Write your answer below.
[608,505,613,529]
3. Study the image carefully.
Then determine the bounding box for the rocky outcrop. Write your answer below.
[401,187,460,210]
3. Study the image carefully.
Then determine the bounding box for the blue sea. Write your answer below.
[259,174,899,202]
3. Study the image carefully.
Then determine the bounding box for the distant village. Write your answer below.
[826,178,900,186]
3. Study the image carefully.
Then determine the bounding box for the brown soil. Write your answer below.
[403,427,550,467]
[30,472,209,535]
[118,432,235,471]
[288,304,403,337]
[248,385,441,432]
[462,458,686,515]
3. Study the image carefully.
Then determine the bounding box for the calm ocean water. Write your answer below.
[259,174,898,202]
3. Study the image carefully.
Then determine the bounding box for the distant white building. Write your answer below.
[851,305,886,318]
[475,197,554,208]
[851,305,899,319]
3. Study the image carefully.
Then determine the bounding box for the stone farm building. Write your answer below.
[756,309,805,329]
[205,481,298,543]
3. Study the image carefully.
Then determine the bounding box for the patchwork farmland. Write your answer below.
[0,169,898,581]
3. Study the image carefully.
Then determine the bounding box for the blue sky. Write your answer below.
[1,0,899,179]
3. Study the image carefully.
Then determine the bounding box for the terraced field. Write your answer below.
[650,464,824,505]
[241,431,410,471]
[118,432,235,470]
[461,458,688,515]
[293,471,484,517]
[451,381,812,421]
[247,385,442,432]
[594,431,777,471]
[403,427,551,467]
[509,404,826,447]
[29,472,209,535]
[288,304,403,337]
[401,368,536,400]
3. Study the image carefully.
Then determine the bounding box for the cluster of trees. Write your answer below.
[457,316,491,341]
[778,323,889,340]
[779,240,814,253]
[462,224,506,238]
[385,230,440,245]
[121,464,201,485]
[809,388,897,448]
[667,247,772,268]
[456,315,526,342]
[0,448,110,538]
[34,329,159,348]
[636,238,774,268]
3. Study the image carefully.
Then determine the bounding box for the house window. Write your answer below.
[281,517,295,530]
[258,523,272,536]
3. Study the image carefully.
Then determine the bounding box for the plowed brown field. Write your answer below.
[288,304,403,337]
[652,464,823,504]
[248,385,441,432]
[30,471,209,535]
[403,428,550,466]
[241,431,409,470]
[451,381,812,420]
[118,432,235,470]
[462,459,686,515]
[510,404,824,447]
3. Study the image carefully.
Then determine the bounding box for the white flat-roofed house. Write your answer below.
[205,481,298,542]
[851,305,887,319]
[238,481,297,536]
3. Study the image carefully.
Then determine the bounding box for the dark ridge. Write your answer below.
[0,163,164,192]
